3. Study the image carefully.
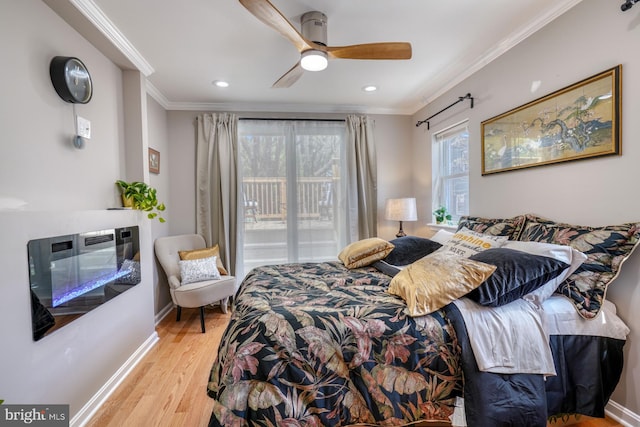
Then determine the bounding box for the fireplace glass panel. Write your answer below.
[28,226,140,341]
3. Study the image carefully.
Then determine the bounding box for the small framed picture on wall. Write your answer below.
[149,148,160,174]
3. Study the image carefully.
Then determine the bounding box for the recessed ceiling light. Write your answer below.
[362,85,377,92]
[213,80,229,88]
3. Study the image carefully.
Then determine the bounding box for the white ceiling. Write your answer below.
[84,0,582,115]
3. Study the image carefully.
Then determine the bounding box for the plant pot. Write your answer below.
[122,195,134,208]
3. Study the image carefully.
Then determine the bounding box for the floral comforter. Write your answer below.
[207,262,462,426]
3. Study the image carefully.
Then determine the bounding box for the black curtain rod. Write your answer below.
[239,118,345,122]
[415,93,474,129]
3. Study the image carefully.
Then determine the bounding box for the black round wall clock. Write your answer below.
[49,56,93,104]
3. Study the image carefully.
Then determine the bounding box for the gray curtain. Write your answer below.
[196,113,240,275]
[345,115,378,239]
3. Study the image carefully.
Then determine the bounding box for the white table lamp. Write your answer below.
[385,198,417,237]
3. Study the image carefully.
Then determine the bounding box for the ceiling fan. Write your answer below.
[238,0,412,88]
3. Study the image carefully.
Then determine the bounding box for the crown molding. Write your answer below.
[145,82,171,109]
[69,0,154,76]
[412,0,584,112]
[153,99,413,116]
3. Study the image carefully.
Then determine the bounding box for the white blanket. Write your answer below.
[453,297,556,376]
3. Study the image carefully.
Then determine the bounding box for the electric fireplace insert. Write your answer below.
[27,226,140,341]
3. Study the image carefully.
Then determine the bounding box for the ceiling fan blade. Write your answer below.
[239,0,312,52]
[326,42,412,60]
[272,62,305,88]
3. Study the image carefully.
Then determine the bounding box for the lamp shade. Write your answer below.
[385,198,417,222]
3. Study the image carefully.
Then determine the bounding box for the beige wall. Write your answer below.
[0,1,125,210]
[147,95,172,315]
[411,0,640,415]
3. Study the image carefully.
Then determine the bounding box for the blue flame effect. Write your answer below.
[52,269,130,307]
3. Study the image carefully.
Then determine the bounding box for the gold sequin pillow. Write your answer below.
[179,244,228,275]
[388,251,496,316]
[338,238,395,269]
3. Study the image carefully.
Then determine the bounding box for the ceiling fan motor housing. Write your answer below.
[301,11,327,46]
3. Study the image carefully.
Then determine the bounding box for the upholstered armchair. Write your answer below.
[154,234,237,333]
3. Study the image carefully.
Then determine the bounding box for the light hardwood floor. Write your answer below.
[87,306,623,427]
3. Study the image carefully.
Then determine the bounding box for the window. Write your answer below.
[238,119,346,275]
[432,121,469,223]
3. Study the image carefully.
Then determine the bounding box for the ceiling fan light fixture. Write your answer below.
[362,85,378,92]
[300,50,328,72]
[212,80,229,88]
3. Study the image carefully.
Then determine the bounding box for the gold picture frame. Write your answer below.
[149,148,160,174]
[481,65,621,175]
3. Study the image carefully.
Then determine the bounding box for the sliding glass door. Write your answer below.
[238,119,346,275]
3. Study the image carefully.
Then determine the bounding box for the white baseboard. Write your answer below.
[69,331,160,427]
[155,302,174,325]
[606,400,640,427]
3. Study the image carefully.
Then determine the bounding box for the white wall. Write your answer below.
[166,111,414,240]
[411,0,640,415]
[0,1,157,421]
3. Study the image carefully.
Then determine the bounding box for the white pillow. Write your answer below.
[179,255,221,285]
[430,229,454,244]
[437,227,508,258]
[502,240,587,306]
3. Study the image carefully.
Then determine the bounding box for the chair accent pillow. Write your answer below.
[179,244,228,275]
[384,236,442,266]
[388,251,496,316]
[179,256,221,285]
[339,238,395,269]
[457,215,526,240]
[467,248,570,307]
[438,227,508,258]
[518,215,640,318]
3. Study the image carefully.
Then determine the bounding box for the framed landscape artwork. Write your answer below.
[481,65,621,175]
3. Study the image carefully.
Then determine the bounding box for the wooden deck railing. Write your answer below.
[243,178,334,221]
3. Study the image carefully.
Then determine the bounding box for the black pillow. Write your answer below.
[372,260,402,277]
[384,236,442,265]
[468,248,569,307]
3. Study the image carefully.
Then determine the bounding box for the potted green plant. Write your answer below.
[116,180,166,223]
[433,206,452,224]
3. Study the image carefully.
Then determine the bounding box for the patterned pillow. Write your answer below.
[179,256,221,285]
[457,215,526,240]
[438,227,508,258]
[518,214,640,318]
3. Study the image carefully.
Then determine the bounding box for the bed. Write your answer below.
[206,214,638,426]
